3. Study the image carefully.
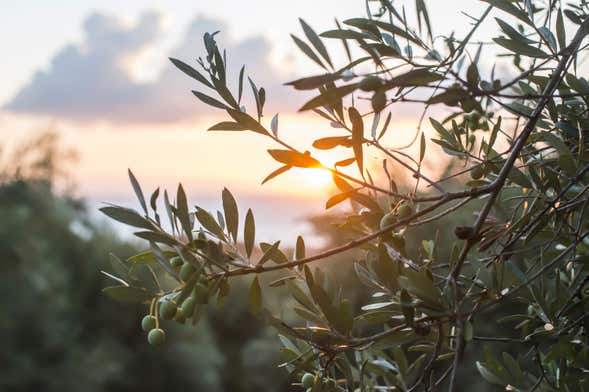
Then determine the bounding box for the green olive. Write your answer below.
[371,90,387,112]
[159,300,177,320]
[359,76,382,91]
[179,263,196,281]
[170,256,183,268]
[181,297,196,317]
[379,212,397,230]
[454,226,474,240]
[141,315,157,332]
[174,307,186,324]
[471,166,484,180]
[397,203,413,219]
[147,328,166,346]
[301,373,315,389]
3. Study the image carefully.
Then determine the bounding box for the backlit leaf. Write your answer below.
[249,276,262,315]
[295,236,305,260]
[227,108,268,134]
[100,206,153,230]
[312,136,351,150]
[285,73,341,90]
[208,121,248,131]
[258,241,283,265]
[349,107,364,175]
[176,183,192,241]
[480,0,531,26]
[192,91,227,109]
[291,34,326,70]
[300,83,358,111]
[267,149,321,168]
[556,8,566,50]
[321,29,369,40]
[261,165,292,184]
[419,132,426,163]
[128,250,170,264]
[495,18,533,44]
[270,114,279,136]
[195,207,225,239]
[238,65,245,103]
[493,37,548,58]
[128,169,147,215]
[299,18,333,68]
[386,68,443,88]
[222,188,239,241]
[244,208,255,258]
[169,57,213,88]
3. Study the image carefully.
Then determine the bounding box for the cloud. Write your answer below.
[4,11,295,123]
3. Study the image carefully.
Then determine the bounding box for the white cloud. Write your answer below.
[4,11,295,123]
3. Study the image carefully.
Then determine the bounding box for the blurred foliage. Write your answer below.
[0,133,289,391]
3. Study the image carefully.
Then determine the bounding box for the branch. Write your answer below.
[449,15,589,281]
[213,187,493,278]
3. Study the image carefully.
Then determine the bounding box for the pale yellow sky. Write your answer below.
[0,109,429,247]
[1,110,426,200]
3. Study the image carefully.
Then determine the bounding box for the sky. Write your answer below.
[0,0,502,245]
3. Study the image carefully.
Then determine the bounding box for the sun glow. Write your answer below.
[298,168,334,192]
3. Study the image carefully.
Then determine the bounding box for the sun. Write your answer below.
[301,168,333,190]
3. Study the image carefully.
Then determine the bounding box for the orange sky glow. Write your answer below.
[0,0,505,245]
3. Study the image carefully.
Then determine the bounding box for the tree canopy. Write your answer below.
[102,1,589,390]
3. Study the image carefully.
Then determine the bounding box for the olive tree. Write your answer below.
[100,0,589,390]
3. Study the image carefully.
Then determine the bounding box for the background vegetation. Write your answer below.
[0,133,290,391]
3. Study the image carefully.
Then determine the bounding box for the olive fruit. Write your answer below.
[141,315,156,332]
[397,203,413,219]
[147,328,166,346]
[359,76,382,91]
[371,90,387,112]
[379,212,397,230]
[174,307,186,324]
[471,166,484,179]
[179,263,196,282]
[454,225,475,240]
[159,300,177,320]
[170,256,183,269]
[301,373,315,389]
[181,297,196,318]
